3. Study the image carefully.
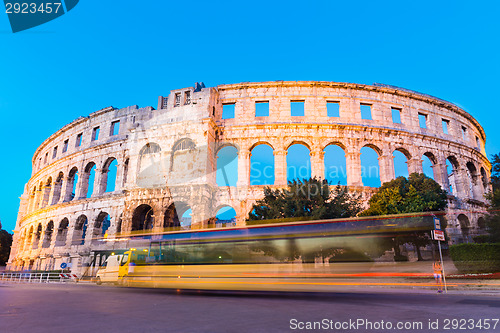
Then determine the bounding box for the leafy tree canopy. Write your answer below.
[360,173,448,216]
[490,153,500,191]
[248,178,363,221]
[0,220,13,266]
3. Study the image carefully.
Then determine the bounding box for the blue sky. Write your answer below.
[1,0,499,232]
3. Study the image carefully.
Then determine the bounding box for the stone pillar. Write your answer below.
[114,162,124,192]
[408,157,423,175]
[92,168,104,197]
[274,150,287,186]
[379,154,395,184]
[345,151,362,186]
[237,150,251,187]
[432,162,446,189]
[310,150,325,179]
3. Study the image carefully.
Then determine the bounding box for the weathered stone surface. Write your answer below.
[7,81,491,272]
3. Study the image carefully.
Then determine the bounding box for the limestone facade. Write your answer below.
[7,81,491,272]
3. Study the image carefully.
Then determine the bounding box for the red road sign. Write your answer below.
[433,230,445,241]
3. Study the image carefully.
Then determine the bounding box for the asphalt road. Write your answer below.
[1,283,500,333]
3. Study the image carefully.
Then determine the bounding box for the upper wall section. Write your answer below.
[215,81,487,155]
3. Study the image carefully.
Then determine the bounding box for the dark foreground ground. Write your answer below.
[1,283,500,332]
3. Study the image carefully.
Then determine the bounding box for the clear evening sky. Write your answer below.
[1,0,499,231]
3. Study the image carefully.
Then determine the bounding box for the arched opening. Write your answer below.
[216,145,238,187]
[41,177,52,208]
[422,154,434,180]
[102,158,118,193]
[250,143,275,185]
[82,162,96,199]
[93,212,111,242]
[481,167,489,191]
[477,216,486,230]
[29,186,36,212]
[324,144,347,185]
[137,142,163,188]
[164,203,181,229]
[33,223,42,249]
[393,150,409,179]
[51,172,64,205]
[132,204,154,231]
[466,162,479,199]
[26,226,34,250]
[72,215,88,246]
[181,208,192,229]
[458,214,471,243]
[65,167,78,202]
[215,206,236,228]
[42,221,54,248]
[55,218,69,247]
[36,181,43,210]
[446,157,459,195]
[360,146,381,187]
[287,143,311,182]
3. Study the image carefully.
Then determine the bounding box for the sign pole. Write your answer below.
[437,239,447,293]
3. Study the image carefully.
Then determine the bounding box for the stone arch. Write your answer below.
[36,181,44,210]
[163,203,181,229]
[285,140,312,151]
[72,215,88,246]
[422,153,435,180]
[51,172,64,205]
[215,205,237,228]
[423,152,438,165]
[477,216,486,230]
[100,157,118,193]
[41,177,52,208]
[42,221,54,248]
[172,138,196,152]
[287,143,311,182]
[249,141,275,151]
[65,167,79,202]
[446,156,459,195]
[132,204,154,231]
[323,143,347,185]
[466,161,479,199]
[93,212,111,242]
[393,149,409,179]
[480,167,489,190]
[360,146,381,187]
[26,225,34,250]
[81,162,97,199]
[55,218,69,247]
[216,145,238,186]
[137,142,163,188]
[458,214,471,243]
[362,143,382,156]
[33,223,42,249]
[29,186,37,212]
[250,143,275,185]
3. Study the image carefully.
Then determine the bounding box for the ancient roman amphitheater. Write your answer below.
[7,81,491,273]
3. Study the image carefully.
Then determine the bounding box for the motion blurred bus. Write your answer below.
[96,213,436,291]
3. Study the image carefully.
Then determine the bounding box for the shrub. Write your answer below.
[450,243,500,273]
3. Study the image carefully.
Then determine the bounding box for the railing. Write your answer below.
[0,272,78,283]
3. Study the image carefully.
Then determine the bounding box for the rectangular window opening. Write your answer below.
[162,97,168,109]
[391,107,402,124]
[62,139,69,153]
[222,103,235,119]
[255,101,269,117]
[111,120,120,136]
[462,126,467,140]
[76,133,83,147]
[327,101,340,118]
[184,91,191,105]
[92,127,100,141]
[52,146,58,159]
[476,136,480,149]
[360,103,372,120]
[291,101,305,117]
[175,93,181,106]
[44,152,48,164]
[418,113,427,129]
[442,119,449,134]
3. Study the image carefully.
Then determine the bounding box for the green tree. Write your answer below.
[360,173,448,260]
[248,177,363,221]
[0,220,13,266]
[490,153,500,191]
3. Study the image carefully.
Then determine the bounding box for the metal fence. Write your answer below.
[0,272,78,283]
